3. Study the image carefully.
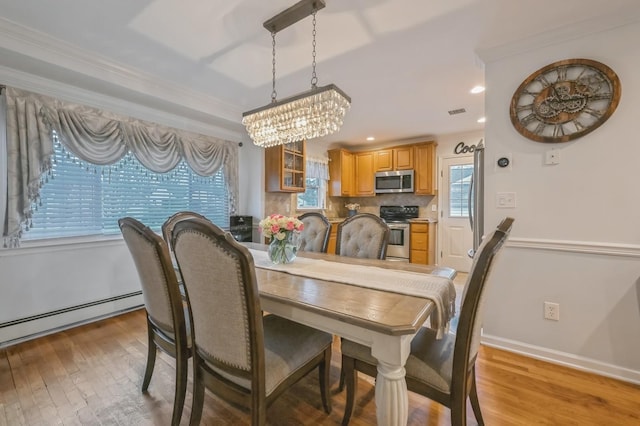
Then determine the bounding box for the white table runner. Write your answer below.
[250,249,456,338]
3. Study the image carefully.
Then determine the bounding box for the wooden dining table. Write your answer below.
[244,243,457,426]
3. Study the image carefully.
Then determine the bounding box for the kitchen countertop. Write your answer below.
[327,217,347,223]
[409,218,438,223]
[326,217,437,223]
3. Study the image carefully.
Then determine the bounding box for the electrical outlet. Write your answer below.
[545,149,560,165]
[544,302,560,321]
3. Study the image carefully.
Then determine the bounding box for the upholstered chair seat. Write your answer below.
[298,212,331,253]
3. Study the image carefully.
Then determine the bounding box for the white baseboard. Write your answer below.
[482,334,640,386]
[0,292,144,348]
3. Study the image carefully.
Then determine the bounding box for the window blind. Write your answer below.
[24,139,229,240]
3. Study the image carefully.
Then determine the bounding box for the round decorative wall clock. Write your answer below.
[509,58,621,143]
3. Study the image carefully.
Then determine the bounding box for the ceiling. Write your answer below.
[0,0,638,148]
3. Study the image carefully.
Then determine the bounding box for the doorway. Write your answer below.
[439,156,474,272]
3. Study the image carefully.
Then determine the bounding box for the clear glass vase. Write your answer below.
[267,232,300,264]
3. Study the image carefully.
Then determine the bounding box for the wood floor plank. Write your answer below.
[1,308,639,425]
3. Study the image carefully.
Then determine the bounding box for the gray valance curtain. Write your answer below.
[3,86,239,247]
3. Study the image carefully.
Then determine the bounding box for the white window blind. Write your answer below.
[24,138,229,240]
[449,164,473,218]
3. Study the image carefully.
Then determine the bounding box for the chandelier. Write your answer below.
[242,0,351,148]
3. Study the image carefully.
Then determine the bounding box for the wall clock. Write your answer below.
[509,58,621,143]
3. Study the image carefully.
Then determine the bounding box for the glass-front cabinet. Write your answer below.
[265,140,306,192]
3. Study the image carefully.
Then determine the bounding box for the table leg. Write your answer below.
[375,360,409,426]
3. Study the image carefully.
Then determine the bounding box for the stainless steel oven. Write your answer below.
[386,223,410,261]
[380,206,419,261]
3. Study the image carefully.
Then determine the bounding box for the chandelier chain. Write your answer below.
[311,10,318,88]
[271,31,277,102]
[242,0,351,148]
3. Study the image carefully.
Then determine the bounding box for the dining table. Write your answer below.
[244,242,457,426]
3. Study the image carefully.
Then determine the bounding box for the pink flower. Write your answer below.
[285,221,295,231]
[270,224,280,233]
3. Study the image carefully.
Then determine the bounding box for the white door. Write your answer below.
[439,156,474,272]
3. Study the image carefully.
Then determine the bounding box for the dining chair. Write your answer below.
[118,217,191,426]
[298,212,331,253]
[335,213,390,260]
[170,217,334,426]
[340,217,514,426]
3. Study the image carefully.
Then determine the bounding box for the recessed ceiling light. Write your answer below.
[470,86,485,94]
[366,136,375,141]
[477,117,486,123]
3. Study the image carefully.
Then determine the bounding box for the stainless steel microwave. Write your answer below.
[374,170,414,194]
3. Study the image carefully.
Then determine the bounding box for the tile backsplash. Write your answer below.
[264,192,437,220]
[327,194,437,219]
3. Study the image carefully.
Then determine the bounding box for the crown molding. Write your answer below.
[477,9,640,63]
[0,65,245,141]
[0,16,245,130]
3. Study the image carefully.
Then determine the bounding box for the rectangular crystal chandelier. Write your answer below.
[242,0,351,148]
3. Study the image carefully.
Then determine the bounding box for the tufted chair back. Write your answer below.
[298,212,331,253]
[335,213,390,260]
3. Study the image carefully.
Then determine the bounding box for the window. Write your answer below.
[297,177,326,210]
[23,139,229,240]
[449,164,473,217]
[296,158,329,210]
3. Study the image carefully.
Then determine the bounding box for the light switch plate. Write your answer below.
[496,192,516,208]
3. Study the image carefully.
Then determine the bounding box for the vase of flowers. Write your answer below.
[345,203,360,217]
[259,214,304,264]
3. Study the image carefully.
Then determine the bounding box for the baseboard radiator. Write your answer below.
[0,291,144,349]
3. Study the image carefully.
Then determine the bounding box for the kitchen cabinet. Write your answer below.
[264,140,306,192]
[409,221,435,264]
[327,223,338,254]
[374,149,393,171]
[394,146,414,170]
[354,152,375,196]
[374,147,414,171]
[414,142,436,195]
[328,149,354,196]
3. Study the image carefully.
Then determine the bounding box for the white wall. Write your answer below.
[481,21,640,383]
[237,140,265,219]
[435,130,484,159]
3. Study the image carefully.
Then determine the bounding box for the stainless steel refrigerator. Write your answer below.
[468,138,484,258]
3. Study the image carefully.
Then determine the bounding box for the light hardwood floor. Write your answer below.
[1,308,639,425]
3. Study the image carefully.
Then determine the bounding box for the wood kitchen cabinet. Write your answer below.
[394,146,414,170]
[326,223,338,254]
[374,147,414,171]
[354,152,375,196]
[374,149,393,171]
[328,149,354,196]
[409,221,435,264]
[265,140,306,192]
[414,142,436,195]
